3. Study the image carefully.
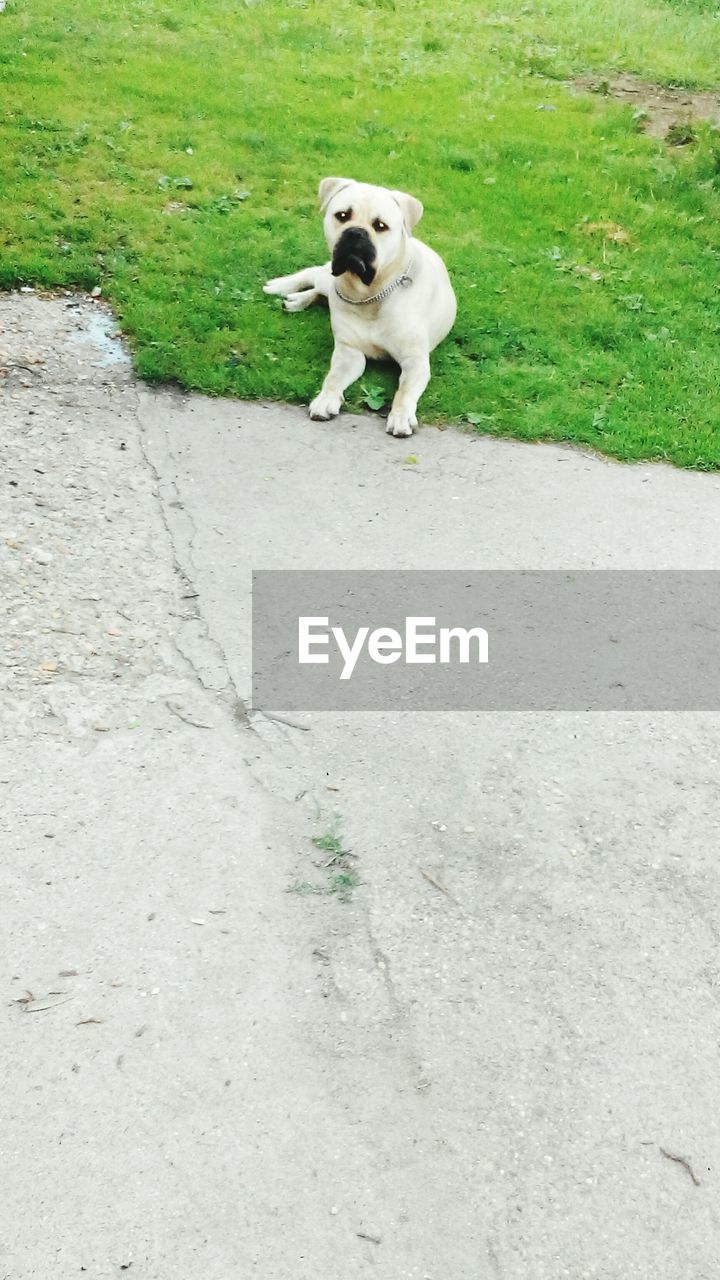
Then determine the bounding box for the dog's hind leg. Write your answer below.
[263,266,324,297]
[282,288,322,312]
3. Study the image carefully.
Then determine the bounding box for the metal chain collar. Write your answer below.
[334,259,414,306]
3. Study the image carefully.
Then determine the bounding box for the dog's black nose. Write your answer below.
[332,227,377,285]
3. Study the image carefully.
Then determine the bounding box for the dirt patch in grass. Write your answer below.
[574,72,720,139]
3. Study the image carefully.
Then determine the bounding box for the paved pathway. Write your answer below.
[3,292,720,1278]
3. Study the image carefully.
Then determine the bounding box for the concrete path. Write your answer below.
[3,292,720,1279]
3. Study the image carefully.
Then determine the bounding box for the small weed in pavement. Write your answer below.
[313,828,361,901]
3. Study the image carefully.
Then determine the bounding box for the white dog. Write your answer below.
[264,177,456,437]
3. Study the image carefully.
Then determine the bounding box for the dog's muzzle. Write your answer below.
[331,227,377,286]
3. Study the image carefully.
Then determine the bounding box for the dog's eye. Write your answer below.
[373,219,389,232]
[335,209,352,222]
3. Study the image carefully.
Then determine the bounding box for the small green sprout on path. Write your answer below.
[326,869,361,903]
[286,825,361,902]
[313,828,361,902]
[311,832,346,860]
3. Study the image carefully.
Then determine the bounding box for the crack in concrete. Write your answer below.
[362,921,430,1088]
[134,386,254,729]
[365,929,403,1023]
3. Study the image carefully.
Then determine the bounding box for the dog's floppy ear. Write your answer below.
[390,189,423,233]
[318,176,353,212]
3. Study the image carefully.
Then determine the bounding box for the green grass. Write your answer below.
[2,0,720,466]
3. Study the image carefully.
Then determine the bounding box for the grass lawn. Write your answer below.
[2,0,720,467]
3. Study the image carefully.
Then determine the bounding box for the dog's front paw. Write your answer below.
[386,409,416,438]
[309,392,342,421]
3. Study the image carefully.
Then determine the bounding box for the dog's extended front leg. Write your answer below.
[309,344,366,421]
[386,353,431,437]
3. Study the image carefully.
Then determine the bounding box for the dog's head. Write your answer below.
[319,177,423,286]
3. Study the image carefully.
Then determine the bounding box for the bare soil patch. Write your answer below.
[574,72,720,139]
